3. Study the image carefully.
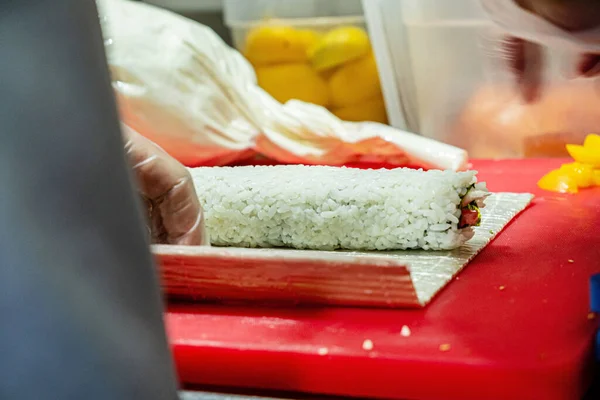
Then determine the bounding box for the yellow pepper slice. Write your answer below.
[559,162,595,188]
[593,170,600,186]
[584,134,600,150]
[566,144,600,168]
[541,134,600,193]
[538,169,579,193]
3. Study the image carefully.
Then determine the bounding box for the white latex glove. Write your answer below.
[123,125,209,246]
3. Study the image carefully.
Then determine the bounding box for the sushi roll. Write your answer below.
[189,165,489,251]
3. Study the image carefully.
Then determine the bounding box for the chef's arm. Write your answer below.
[482,0,600,102]
[0,1,179,399]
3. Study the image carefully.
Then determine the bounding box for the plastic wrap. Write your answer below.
[97,0,467,171]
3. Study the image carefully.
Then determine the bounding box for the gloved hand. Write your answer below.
[122,125,209,246]
[482,0,600,102]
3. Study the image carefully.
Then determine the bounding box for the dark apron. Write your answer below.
[0,1,179,399]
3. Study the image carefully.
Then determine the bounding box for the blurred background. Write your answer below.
[135,0,600,160]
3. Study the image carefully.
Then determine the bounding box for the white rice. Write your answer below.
[189,165,488,251]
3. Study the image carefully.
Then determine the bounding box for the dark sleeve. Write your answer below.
[0,1,179,399]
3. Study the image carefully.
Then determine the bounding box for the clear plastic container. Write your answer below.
[364,0,600,158]
[222,0,388,125]
[144,0,223,12]
[224,0,364,49]
[227,16,366,54]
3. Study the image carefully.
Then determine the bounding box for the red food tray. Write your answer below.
[166,159,600,400]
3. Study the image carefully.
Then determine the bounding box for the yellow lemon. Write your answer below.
[244,25,315,66]
[328,52,382,108]
[296,29,322,51]
[332,95,388,124]
[317,66,338,81]
[308,26,371,71]
[255,63,329,107]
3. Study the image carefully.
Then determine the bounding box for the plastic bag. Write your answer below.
[97,0,467,170]
[98,0,260,166]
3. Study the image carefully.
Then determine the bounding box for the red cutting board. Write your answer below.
[166,159,600,400]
